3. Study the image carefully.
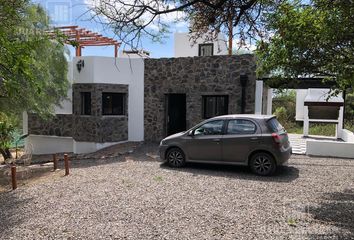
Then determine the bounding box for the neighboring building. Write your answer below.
[120,50,150,58]
[174,32,228,57]
[24,30,258,154]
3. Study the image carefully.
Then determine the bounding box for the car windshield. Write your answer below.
[267,117,284,133]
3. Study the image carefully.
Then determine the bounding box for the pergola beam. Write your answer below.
[49,26,121,57]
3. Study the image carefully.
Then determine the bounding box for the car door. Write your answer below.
[185,120,225,161]
[222,119,261,163]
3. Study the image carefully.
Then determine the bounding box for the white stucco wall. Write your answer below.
[54,61,73,114]
[342,129,354,143]
[26,56,144,155]
[73,56,145,142]
[307,140,354,158]
[295,89,308,121]
[255,81,263,114]
[73,141,125,154]
[27,135,73,154]
[174,32,228,57]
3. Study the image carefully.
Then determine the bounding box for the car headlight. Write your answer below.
[160,140,165,145]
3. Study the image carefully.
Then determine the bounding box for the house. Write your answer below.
[24,29,258,154]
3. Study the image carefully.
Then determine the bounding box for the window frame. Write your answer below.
[225,119,258,135]
[198,43,214,56]
[193,119,226,136]
[202,95,229,119]
[102,92,126,116]
[80,92,91,115]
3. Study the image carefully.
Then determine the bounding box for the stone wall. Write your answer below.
[72,83,128,116]
[28,114,73,137]
[28,83,129,143]
[144,54,256,141]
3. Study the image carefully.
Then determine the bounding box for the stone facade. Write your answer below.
[72,83,128,116]
[28,83,129,143]
[29,55,257,143]
[144,54,256,141]
[28,114,73,137]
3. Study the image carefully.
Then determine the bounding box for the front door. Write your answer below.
[185,120,224,161]
[166,94,186,136]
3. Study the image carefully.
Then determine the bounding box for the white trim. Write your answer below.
[255,80,263,114]
[266,88,273,115]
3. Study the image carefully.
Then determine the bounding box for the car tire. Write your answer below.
[249,152,276,176]
[166,148,186,168]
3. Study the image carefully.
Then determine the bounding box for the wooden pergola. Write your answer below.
[49,26,120,57]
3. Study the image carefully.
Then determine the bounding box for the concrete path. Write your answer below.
[288,134,307,155]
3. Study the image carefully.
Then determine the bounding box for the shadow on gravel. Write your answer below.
[160,162,299,182]
[308,189,354,239]
[0,191,32,238]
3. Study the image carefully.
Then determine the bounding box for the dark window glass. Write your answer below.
[198,43,214,56]
[267,117,284,133]
[203,95,228,119]
[194,120,224,136]
[80,92,91,115]
[102,93,126,115]
[227,119,256,135]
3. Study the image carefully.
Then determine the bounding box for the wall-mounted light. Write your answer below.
[76,59,85,73]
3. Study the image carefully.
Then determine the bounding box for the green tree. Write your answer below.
[256,0,354,90]
[0,1,69,159]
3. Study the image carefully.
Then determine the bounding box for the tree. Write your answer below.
[87,0,282,52]
[256,0,354,90]
[0,1,69,159]
[183,0,282,55]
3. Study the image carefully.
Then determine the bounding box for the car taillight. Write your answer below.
[272,133,282,147]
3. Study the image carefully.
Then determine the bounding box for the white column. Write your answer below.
[336,106,344,139]
[22,111,28,135]
[266,88,273,115]
[303,106,309,137]
[255,80,263,115]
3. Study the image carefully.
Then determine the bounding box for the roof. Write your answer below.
[304,89,344,106]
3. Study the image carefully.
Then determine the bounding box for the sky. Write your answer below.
[33,0,189,58]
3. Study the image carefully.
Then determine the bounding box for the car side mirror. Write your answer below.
[187,130,194,136]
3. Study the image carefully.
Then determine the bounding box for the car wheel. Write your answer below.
[250,152,276,176]
[166,148,186,168]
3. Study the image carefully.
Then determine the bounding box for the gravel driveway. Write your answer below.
[0,144,353,239]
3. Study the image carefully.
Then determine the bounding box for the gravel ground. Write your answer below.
[0,144,353,240]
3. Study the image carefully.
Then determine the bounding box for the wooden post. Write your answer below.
[11,165,17,190]
[64,154,69,176]
[114,44,118,58]
[53,154,58,171]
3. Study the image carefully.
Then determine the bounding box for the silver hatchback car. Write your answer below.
[159,114,292,176]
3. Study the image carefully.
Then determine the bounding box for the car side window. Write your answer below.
[194,120,224,136]
[226,119,256,135]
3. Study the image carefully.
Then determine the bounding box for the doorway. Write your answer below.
[166,94,186,136]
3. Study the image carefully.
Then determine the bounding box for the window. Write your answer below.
[267,117,284,133]
[80,92,91,115]
[102,93,126,115]
[203,95,229,119]
[194,120,224,136]
[226,119,256,135]
[198,43,214,56]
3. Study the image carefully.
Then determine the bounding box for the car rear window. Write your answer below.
[267,117,284,133]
